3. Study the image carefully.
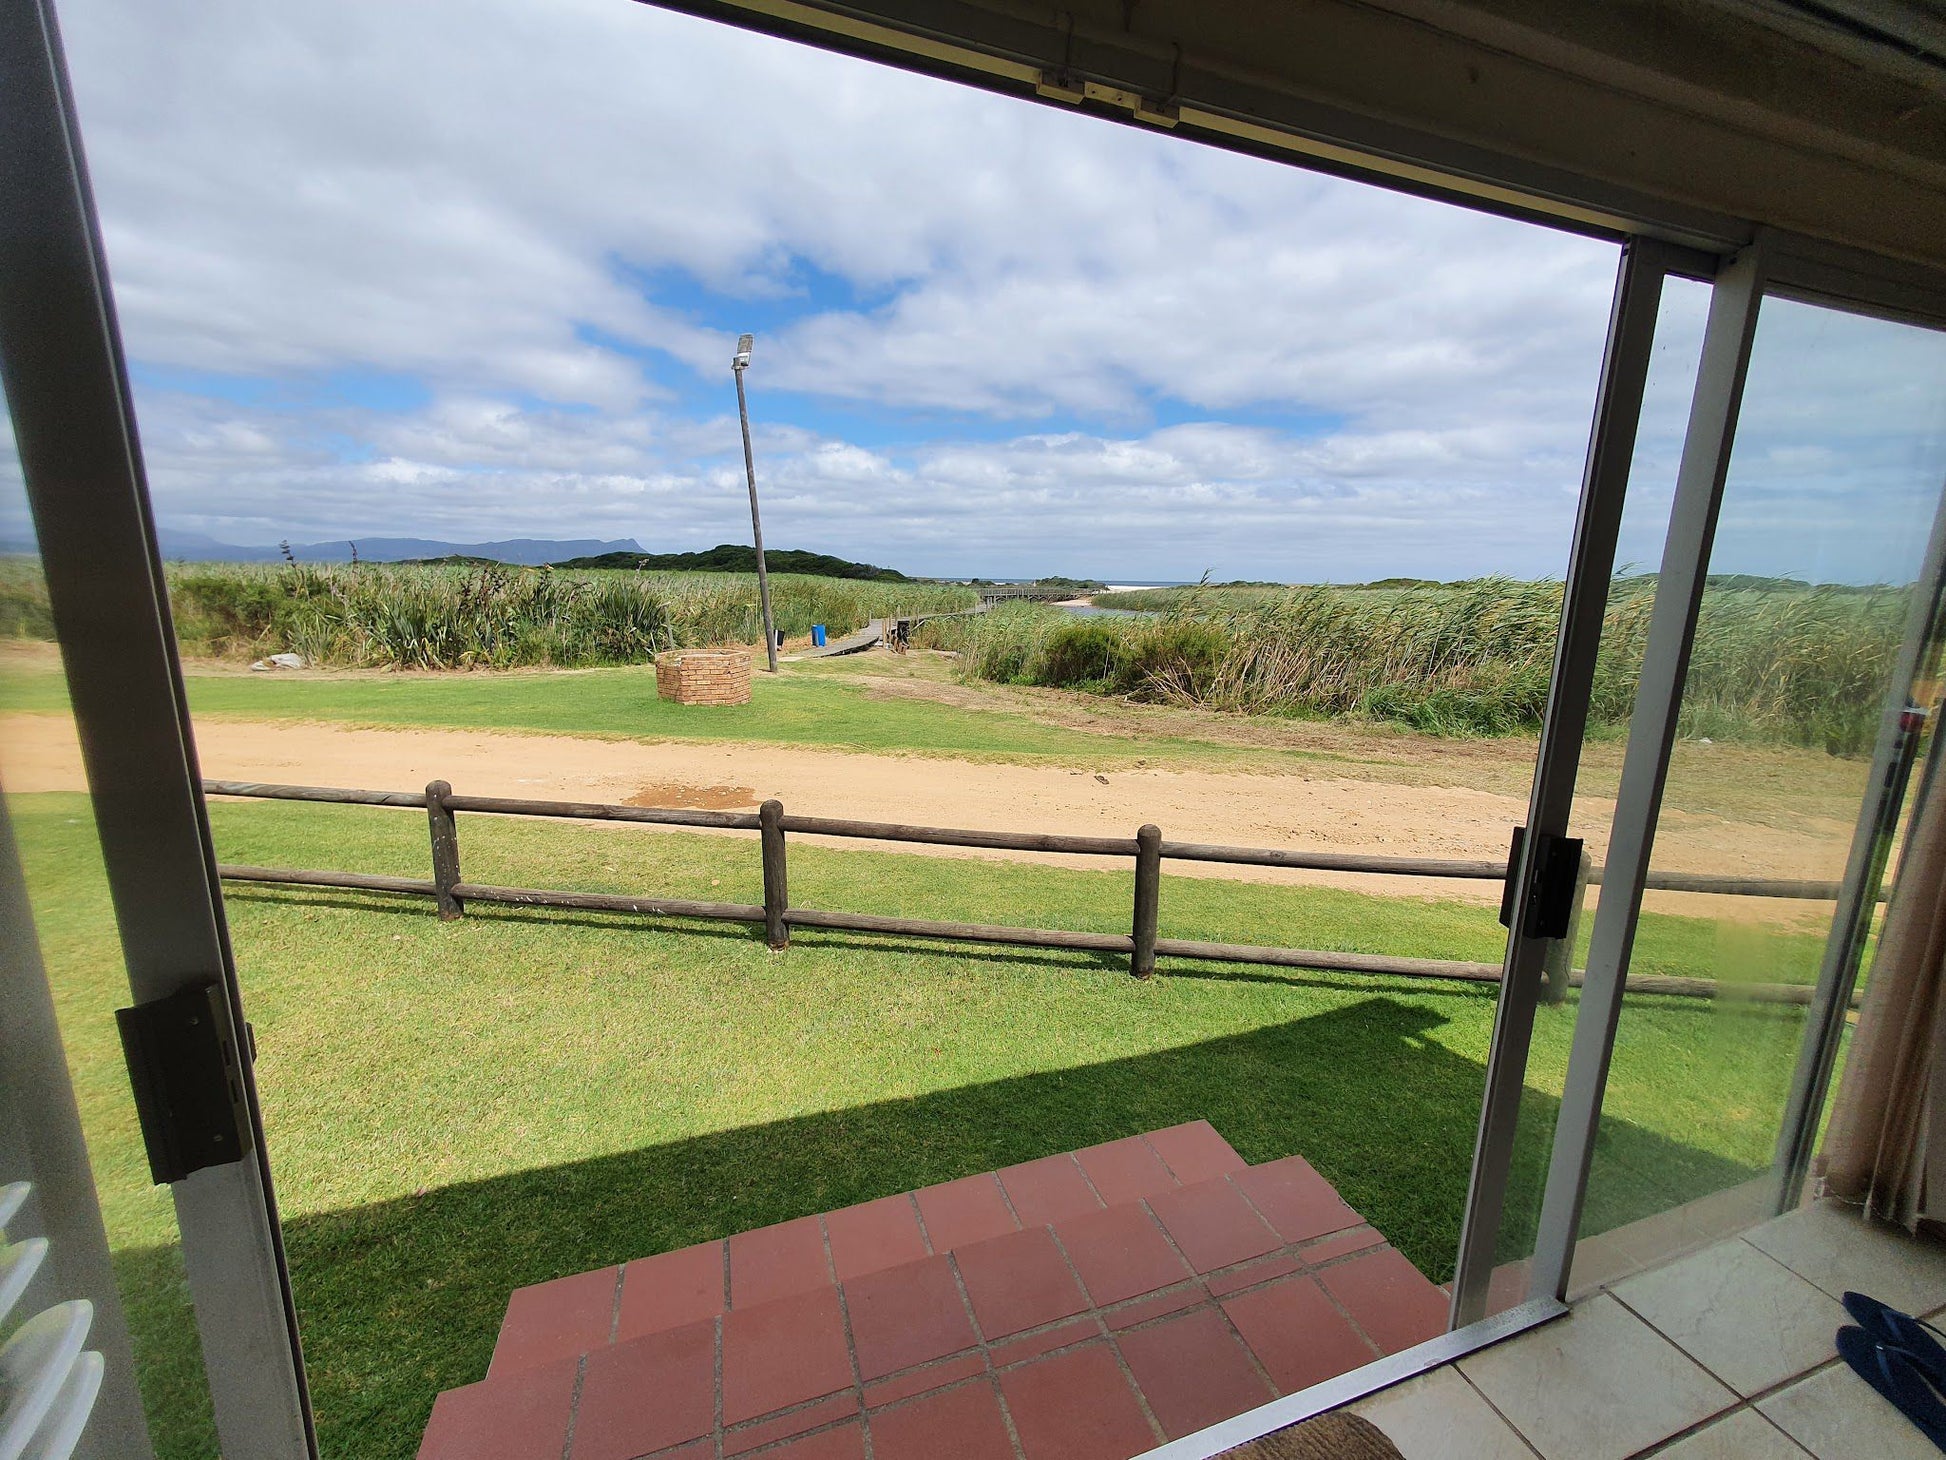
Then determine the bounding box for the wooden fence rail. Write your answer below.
[201,778,1865,1006]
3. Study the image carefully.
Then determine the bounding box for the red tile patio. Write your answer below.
[418,1122,1450,1460]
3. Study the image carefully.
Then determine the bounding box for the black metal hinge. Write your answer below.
[115,981,253,1186]
[1498,827,1587,940]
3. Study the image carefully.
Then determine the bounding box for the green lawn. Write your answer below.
[17,792,1822,1459]
[0,656,1320,770]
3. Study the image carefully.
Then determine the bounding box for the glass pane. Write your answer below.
[54,0,1644,1443]
[0,423,220,1455]
[1474,272,1714,1312]
[1570,294,1946,1290]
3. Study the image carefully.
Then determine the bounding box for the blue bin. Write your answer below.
[811,624,827,647]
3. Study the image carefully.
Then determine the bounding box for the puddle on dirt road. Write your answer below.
[626,782,759,811]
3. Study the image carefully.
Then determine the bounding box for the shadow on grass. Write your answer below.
[222,885,1513,990]
[120,996,1757,1460]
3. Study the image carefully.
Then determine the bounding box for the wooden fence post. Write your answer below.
[1542,846,1592,1004]
[1132,823,1161,978]
[426,779,463,920]
[760,798,789,950]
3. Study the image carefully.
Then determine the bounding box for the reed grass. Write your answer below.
[920,577,1911,749]
[151,562,976,669]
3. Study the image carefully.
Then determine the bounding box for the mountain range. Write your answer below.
[151,531,646,565]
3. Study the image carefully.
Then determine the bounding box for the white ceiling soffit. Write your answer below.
[641,0,1946,293]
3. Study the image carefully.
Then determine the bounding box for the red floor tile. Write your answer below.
[725,1394,861,1455]
[1116,1307,1273,1439]
[870,1380,1016,1460]
[1147,1178,1281,1274]
[1319,1246,1450,1354]
[617,1242,724,1343]
[418,1359,576,1460]
[1222,1275,1376,1394]
[1055,1202,1191,1307]
[998,1343,1158,1460]
[1142,1122,1246,1186]
[722,1285,854,1425]
[761,1422,867,1460]
[916,1173,1019,1252]
[844,1255,979,1381]
[571,1319,715,1460]
[490,1266,618,1378]
[1233,1157,1361,1245]
[826,1195,929,1282]
[998,1153,1102,1227]
[864,1351,988,1409]
[729,1215,830,1309]
[1075,1136,1178,1207]
[953,1227,1089,1340]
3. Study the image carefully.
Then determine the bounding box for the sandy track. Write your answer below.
[0,713,1845,918]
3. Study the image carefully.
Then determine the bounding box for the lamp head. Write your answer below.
[733,333,754,370]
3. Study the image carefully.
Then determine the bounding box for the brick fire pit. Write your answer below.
[655,648,753,706]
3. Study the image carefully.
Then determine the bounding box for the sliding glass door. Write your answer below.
[1525,253,1946,1302]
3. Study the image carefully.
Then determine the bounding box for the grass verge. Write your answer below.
[0,655,1338,771]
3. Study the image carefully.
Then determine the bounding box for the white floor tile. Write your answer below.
[1650,1409,1810,1458]
[1743,1202,1946,1315]
[1457,1294,1734,1460]
[1350,1366,1534,1460]
[1756,1361,1943,1460]
[1612,1239,1848,1396]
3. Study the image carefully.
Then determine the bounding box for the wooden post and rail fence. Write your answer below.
[201,778,1868,1007]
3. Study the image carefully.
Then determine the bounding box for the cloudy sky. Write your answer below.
[9,0,1946,581]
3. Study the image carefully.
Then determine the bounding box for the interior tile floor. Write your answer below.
[1344,1198,1946,1459]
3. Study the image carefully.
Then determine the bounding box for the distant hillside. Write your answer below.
[554,544,909,582]
[155,530,644,565]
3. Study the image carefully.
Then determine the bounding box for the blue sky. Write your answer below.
[4,0,1945,582]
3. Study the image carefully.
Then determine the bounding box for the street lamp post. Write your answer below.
[732,332,778,673]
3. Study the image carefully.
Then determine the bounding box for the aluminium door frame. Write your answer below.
[0,1,315,1455]
[1525,242,1769,1303]
[1447,233,1685,1325]
[1774,487,1946,1209]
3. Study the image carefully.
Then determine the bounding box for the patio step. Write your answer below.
[483,1121,1252,1379]
[420,1126,1450,1460]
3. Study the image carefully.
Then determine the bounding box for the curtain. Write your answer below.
[1822,744,1946,1229]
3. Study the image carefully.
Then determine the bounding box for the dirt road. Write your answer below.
[1,712,1846,919]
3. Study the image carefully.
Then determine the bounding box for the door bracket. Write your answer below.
[1498,827,1587,940]
[115,982,253,1185]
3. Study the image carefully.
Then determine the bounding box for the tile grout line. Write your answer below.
[559,1354,586,1460]
[606,1264,624,1346]
[906,1190,936,1257]
[1066,1150,1114,1213]
[988,1170,1029,1232]
[712,1313,725,1460]
[1297,1247,1386,1365]
[1603,1284,1752,1410]
[1450,1366,1546,1460]
[943,1251,1028,1460]
[1138,1130,1186,1185]
[820,1213,874,1459]
[1043,1220,1169,1446]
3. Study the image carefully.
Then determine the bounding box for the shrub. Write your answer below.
[1033,621,1132,689]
